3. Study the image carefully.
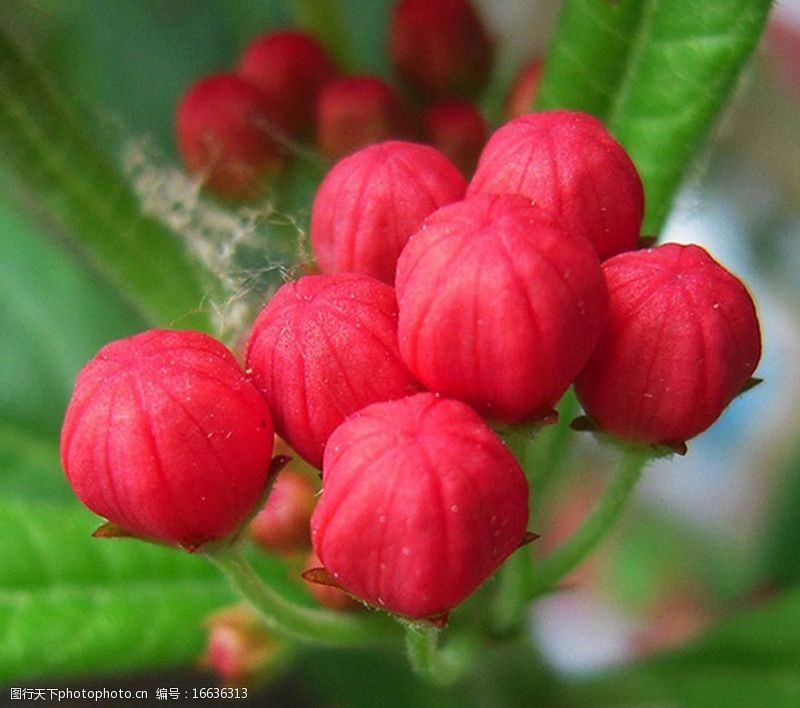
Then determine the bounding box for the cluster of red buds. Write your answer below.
[175,29,337,199]
[175,0,545,200]
[61,104,761,631]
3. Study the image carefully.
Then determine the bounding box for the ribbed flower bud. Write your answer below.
[575,243,762,446]
[60,329,274,549]
[311,393,529,619]
[245,273,419,468]
[468,110,644,261]
[396,194,608,422]
[311,141,466,284]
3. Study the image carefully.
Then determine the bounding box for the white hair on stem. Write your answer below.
[120,136,311,344]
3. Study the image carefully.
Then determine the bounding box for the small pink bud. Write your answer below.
[201,605,278,685]
[311,393,529,619]
[60,330,274,549]
[249,469,318,554]
[315,75,415,160]
[422,101,487,177]
[303,550,362,611]
[237,30,337,137]
[175,73,287,199]
[396,194,608,422]
[575,243,762,446]
[310,140,466,284]
[389,0,494,100]
[505,57,542,119]
[245,273,420,468]
[468,110,645,261]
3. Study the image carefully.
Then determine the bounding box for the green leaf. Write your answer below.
[0,192,142,437]
[535,0,772,233]
[0,420,70,503]
[0,499,227,682]
[570,588,800,707]
[0,22,213,331]
[0,497,310,683]
[534,0,646,117]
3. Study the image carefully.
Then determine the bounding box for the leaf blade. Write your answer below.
[0,420,70,503]
[606,0,773,232]
[0,498,309,682]
[534,0,772,233]
[534,0,645,116]
[0,191,143,436]
[0,23,213,331]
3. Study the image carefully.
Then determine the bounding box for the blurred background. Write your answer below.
[1,0,799,705]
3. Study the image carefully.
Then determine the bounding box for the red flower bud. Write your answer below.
[311,393,529,619]
[575,243,762,446]
[468,110,644,261]
[310,141,466,284]
[245,273,419,468]
[396,194,608,422]
[60,330,274,549]
[175,73,287,199]
[237,30,337,137]
[505,57,542,119]
[315,75,415,161]
[389,0,494,100]
[249,469,318,554]
[202,605,279,685]
[422,101,487,177]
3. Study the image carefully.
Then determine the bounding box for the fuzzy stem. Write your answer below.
[205,544,397,646]
[403,621,478,686]
[490,390,579,634]
[527,448,650,598]
[530,390,579,512]
[489,546,535,636]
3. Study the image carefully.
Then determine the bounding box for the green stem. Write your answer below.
[491,390,579,635]
[528,448,650,598]
[403,622,478,686]
[205,544,398,647]
[489,546,535,636]
[530,389,579,515]
[0,25,212,332]
[500,390,579,507]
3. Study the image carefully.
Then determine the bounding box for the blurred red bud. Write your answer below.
[249,470,318,554]
[422,100,487,176]
[389,0,494,100]
[176,73,287,199]
[311,140,466,283]
[238,30,338,136]
[316,75,416,160]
